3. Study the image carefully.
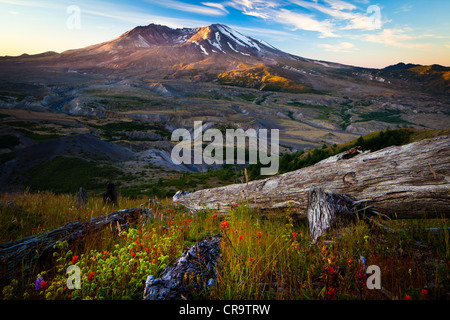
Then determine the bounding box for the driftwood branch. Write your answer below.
[0,207,152,284]
[178,136,450,218]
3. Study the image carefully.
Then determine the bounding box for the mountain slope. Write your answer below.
[2,23,448,96]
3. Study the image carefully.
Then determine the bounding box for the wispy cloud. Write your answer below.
[222,0,385,38]
[144,0,228,16]
[394,4,413,14]
[202,2,229,14]
[224,0,339,37]
[276,9,338,38]
[323,0,357,11]
[363,28,432,49]
[318,41,356,52]
[290,0,382,31]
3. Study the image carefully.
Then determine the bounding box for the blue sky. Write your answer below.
[1,0,449,68]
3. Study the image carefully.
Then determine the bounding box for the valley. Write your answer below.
[0,23,449,197]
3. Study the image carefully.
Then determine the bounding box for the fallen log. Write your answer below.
[143,234,222,300]
[0,207,152,285]
[178,135,450,218]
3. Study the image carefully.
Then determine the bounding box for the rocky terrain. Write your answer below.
[0,23,449,195]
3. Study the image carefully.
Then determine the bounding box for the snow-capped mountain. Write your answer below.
[6,24,292,73]
[99,23,287,58]
[2,23,447,95]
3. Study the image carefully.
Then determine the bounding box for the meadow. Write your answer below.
[1,192,448,300]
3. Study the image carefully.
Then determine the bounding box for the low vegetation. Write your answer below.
[0,194,448,300]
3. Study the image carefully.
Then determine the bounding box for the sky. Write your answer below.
[0,0,449,68]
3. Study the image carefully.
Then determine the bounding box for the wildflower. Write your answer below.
[132,252,136,257]
[325,266,336,276]
[72,256,79,264]
[220,221,230,231]
[88,272,95,281]
[292,232,297,238]
[35,277,43,291]
[239,235,243,240]
[355,267,367,289]
[135,240,139,244]
[40,281,48,290]
[421,289,429,299]
[212,214,217,218]
[327,287,336,299]
[145,247,149,252]
[404,295,412,300]
[257,232,261,238]
[151,259,156,264]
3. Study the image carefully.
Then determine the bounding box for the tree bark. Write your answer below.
[0,207,152,285]
[307,188,386,243]
[143,234,222,300]
[178,135,450,219]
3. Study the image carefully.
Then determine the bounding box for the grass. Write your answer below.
[0,192,448,300]
[25,156,123,194]
[91,120,171,140]
[355,109,413,125]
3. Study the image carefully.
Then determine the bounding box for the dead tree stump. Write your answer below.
[307,188,385,243]
[103,182,117,205]
[75,187,88,209]
[143,234,222,300]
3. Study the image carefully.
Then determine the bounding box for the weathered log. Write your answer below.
[143,234,222,300]
[178,135,450,218]
[0,207,152,285]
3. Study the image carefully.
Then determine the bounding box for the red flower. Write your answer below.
[131,252,136,257]
[239,235,243,240]
[135,240,139,244]
[327,287,336,299]
[220,221,230,231]
[88,272,95,281]
[212,214,217,218]
[72,256,79,264]
[421,289,429,298]
[325,266,336,276]
[292,232,297,238]
[257,232,261,238]
[404,295,412,300]
[40,280,48,290]
[355,267,367,289]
